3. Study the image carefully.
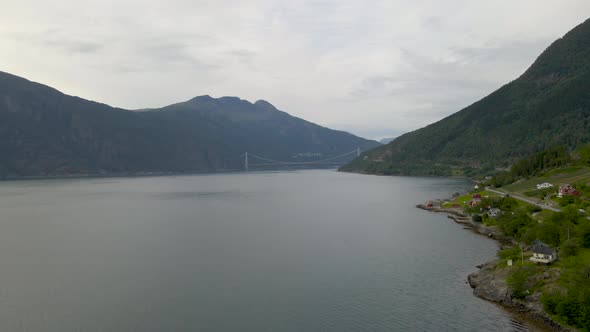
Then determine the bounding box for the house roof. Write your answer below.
[532,239,556,255]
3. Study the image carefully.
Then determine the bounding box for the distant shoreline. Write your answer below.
[0,167,344,182]
[0,170,242,182]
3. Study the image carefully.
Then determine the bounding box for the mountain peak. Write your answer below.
[188,95,214,103]
[218,96,244,102]
[254,99,277,110]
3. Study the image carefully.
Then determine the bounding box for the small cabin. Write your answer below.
[529,240,557,264]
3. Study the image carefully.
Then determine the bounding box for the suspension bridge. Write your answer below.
[241,148,361,171]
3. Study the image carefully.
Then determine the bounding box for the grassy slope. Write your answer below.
[441,190,502,208]
[504,166,590,194]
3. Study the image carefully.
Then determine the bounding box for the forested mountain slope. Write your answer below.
[341,18,590,176]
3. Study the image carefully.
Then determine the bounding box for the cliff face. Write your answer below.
[0,71,379,177]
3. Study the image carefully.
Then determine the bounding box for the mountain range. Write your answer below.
[379,137,396,145]
[341,18,590,176]
[0,71,379,178]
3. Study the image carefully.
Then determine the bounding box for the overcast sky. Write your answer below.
[1,1,589,139]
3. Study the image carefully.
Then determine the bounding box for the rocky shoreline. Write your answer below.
[416,204,512,244]
[468,261,573,332]
[416,204,574,332]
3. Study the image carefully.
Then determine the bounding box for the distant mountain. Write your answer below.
[379,137,395,145]
[341,18,590,176]
[0,72,379,178]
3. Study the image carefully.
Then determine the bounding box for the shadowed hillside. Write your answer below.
[0,72,379,178]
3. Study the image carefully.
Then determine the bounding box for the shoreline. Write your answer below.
[0,170,242,182]
[0,167,342,182]
[416,204,573,332]
[416,204,513,244]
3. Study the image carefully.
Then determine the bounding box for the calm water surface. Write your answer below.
[0,170,534,331]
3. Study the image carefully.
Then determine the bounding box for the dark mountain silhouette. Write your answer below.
[0,71,379,178]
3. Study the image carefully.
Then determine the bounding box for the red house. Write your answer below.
[559,184,579,197]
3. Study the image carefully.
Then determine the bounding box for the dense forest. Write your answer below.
[490,146,571,187]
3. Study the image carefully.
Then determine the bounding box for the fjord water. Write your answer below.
[0,170,532,331]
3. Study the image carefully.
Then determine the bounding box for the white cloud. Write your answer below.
[1,0,589,139]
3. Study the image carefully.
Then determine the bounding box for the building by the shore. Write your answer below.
[530,240,557,264]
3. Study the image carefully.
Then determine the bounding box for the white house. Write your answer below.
[529,240,557,264]
[536,182,553,190]
[487,208,502,218]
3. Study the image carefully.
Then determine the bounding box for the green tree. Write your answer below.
[498,211,534,238]
[577,144,590,165]
[508,267,530,299]
[535,222,562,247]
[556,295,582,326]
[560,239,580,258]
[581,226,590,248]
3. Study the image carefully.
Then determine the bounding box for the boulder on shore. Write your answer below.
[468,261,511,303]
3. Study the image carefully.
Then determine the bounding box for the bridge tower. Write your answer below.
[357,148,360,157]
[244,152,249,171]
